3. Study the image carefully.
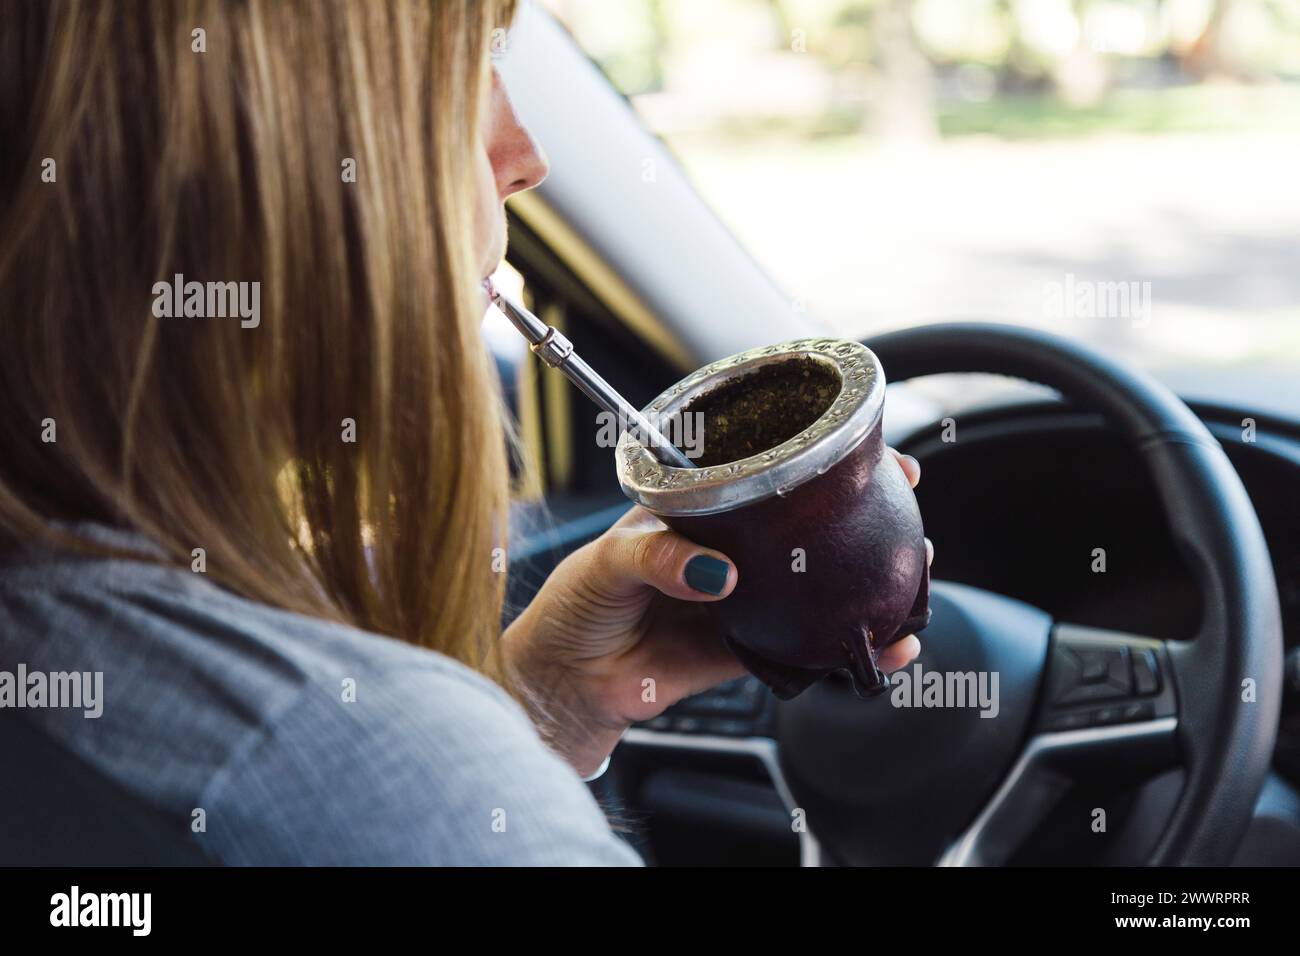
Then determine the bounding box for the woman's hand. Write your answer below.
[502,450,931,777]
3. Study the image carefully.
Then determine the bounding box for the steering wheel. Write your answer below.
[774,323,1283,866]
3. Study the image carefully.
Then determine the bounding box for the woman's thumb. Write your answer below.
[602,526,737,602]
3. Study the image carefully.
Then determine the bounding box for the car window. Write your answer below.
[543,0,1300,412]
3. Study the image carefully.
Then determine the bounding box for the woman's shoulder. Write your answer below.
[200,646,642,866]
[0,526,514,721]
[0,533,641,866]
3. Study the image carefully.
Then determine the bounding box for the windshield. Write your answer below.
[543,0,1300,412]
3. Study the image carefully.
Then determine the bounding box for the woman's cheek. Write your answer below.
[472,148,503,276]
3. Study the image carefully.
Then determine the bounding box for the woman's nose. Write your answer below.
[487,75,549,200]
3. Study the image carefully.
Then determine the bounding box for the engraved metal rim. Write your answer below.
[615,338,885,517]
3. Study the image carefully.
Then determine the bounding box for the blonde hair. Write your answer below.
[0,0,519,679]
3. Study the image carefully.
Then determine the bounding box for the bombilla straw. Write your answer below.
[485,279,696,470]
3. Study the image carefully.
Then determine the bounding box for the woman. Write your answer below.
[0,0,923,864]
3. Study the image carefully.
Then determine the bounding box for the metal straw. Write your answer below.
[486,280,696,469]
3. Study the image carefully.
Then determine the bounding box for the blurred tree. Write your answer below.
[1054,0,1111,107]
[870,0,938,140]
[645,0,669,91]
[776,0,938,142]
[1183,0,1247,80]
[761,0,794,39]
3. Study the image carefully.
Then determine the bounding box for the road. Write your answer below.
[674,129,1300,416]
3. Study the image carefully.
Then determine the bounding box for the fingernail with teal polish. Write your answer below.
[685,555,730,595]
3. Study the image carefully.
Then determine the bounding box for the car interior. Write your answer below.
[492,6,1300,867]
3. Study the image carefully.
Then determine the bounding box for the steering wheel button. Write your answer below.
[1078,650,1109,682]
[1045,710,1091,732]
[1060,679,1127,704]
[1133,649,1161,695]
[1045,647,1083,703]
[1090,706,1121,725]
[1120,701,1155,723]
[1106,647,1133,692]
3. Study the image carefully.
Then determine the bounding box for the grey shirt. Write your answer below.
[0,528,641,865]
